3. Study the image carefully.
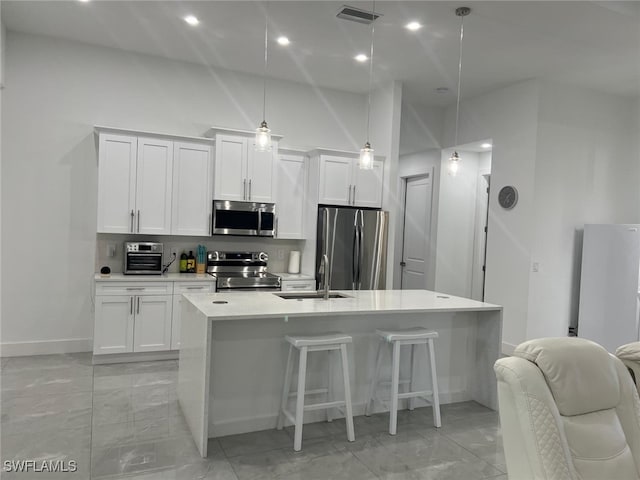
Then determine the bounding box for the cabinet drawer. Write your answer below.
[174,282,215,294]
[95,282,173,296]
[281,280,316,292]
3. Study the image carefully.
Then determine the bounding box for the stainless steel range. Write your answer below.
[207,251,281,292]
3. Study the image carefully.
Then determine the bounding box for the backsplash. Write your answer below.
[96,234,307,274]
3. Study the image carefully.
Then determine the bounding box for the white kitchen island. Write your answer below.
[178,289,502,457]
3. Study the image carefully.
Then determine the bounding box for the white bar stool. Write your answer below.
[276,332,355,451]
[365,327,441,435]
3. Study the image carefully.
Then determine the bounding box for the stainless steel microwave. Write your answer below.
[211,201,276,237]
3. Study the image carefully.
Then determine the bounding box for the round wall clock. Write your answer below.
[498,185,518,210]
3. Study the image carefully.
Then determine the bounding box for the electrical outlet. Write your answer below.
[170,247,178,259]
[532,262,540,273]
[277,249,285,261]
[106,243,116,258]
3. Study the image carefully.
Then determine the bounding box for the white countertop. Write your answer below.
[271,272,315,281]
[95,273,216,282]
[183,289,502,321]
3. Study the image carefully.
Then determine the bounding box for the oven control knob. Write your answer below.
[258,252,268,262]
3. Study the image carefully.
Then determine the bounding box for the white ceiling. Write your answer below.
[2,1,639,107]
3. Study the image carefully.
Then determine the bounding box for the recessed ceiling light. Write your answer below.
[77,0,90,3]
[355,54,368,63]
[481,143,492,148]
[405,21,422,31]
[184,15,200,26]
[277,36,291,46]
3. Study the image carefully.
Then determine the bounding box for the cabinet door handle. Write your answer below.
[352,185,356,205]
[186,286,204,290]
[248,179,252,200]
[209,213,212,234]
[130,210,135,233]
[126,287,144,291]
[347,185,351,204]
[290,284,309,289]
[243,179,247,200]
[137,210,141,233]
[137,297,141,315]
[130,297,133,315]
[275,217,279,238]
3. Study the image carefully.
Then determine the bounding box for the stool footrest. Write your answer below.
[287,388,329,397]
[304,400,345,412]
[397,390,433,400]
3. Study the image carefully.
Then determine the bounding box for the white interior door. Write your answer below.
[471,173,490,301]
[401,174,433,289]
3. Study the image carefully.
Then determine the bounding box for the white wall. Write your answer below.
[399,101,444,155]
[526,82,640,340]
[371,81,403,289]
[443,79,540,352]
[1,31,368,353]
[434,150,481,298]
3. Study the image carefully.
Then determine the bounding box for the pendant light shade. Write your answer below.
[448,6,470,176]
[255,2,272,152]
[359,1,376,170]
[359,142,374,169]
[255,120,271,152]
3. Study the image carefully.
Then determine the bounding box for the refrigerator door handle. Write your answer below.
[352,226,358,290]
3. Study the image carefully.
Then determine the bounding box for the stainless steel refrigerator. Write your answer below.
[316,207,389,290]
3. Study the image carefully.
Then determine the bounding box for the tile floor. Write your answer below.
[1,353,507,479]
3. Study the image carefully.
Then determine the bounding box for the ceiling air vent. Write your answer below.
[336,5,381,25]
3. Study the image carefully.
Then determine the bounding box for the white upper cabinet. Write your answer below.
[172,142,213,236]
[97,133,173,234]
[276,153,307,239]
[214,135,247,201]
[353,160,384,208]
[214,133,275,203]
[135,137,173,235]
[318,155,384,208]
[247,141,275,203]
[97,134,138,233]
[318,155,352,206]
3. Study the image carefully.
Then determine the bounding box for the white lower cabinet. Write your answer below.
[94,282,173,355]
[94,295,135,354]
[281,280,316,292]
[171,282,215,350]
[133,295,173,352]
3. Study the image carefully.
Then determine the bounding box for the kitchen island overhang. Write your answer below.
[178,289,503,457]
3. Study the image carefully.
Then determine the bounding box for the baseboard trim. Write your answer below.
[0,338,92,357]
[92,351,179,365]
[502,341,517,356]
[208,391,470,438]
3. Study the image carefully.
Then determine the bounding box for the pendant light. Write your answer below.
[255,2,272,152]
[358,1,376,170]
[448,6,470,176]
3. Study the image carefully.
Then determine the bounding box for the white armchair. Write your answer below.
[494,337,640,480]
[617,342,640,390]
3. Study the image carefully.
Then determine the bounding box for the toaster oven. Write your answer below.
[124,242,163,275]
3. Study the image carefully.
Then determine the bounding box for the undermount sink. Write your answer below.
[274,292,352,300]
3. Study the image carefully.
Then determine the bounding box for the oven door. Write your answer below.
[124,253,163,275]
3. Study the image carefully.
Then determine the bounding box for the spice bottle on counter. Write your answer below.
[180,252,188,273]
[187,251,196,273]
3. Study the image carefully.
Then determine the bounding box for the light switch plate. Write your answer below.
[106,244,116,258]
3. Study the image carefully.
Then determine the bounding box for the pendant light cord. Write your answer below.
[262,1,268,123]
[453,11,465,149]
[366,0,375,144]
